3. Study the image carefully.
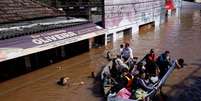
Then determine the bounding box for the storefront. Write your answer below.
[0,23,105,81]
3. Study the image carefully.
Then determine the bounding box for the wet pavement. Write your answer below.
[0,1,201,101]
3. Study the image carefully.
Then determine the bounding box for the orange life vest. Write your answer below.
[125,75,134,89]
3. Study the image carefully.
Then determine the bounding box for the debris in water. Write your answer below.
[56,66,63,70]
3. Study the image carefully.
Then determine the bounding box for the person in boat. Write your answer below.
[156,51,171,78]
[143,49,158,75]
[119,44,124,55]
[119,68,134,91]
[121,43,133,63]
[110,58,120,79]
[115,55,129,72]
[131,62,146,76]
[130,72,156,100]
[106,51,112,61]
[149,68,160,84]
[135,71,155,92]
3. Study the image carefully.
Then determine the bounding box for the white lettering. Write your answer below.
[54,34,65,39]
[63,33,70,38]
[32,32,78,45]
[32,39,43,44]
[68,32,77,37]
[39,38,51,43]
[46,36,57,41]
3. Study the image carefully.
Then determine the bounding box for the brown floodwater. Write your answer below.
[0,1,200,101]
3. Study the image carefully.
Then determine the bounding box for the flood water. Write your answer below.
[0,1,200,101]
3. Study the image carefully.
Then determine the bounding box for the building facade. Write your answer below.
[104,0,166,43]
[0,0,169,82]
[0,0,105,82]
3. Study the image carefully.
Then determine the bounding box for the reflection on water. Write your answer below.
[0,1,200,101]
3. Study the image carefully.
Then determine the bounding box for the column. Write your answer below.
[24,56,31,71]
[155,16,160,31]
[113,32,117,42]
[105,34,108,46]
[89,38,94,49]
[61,46,66,58]
[132,24,139,34]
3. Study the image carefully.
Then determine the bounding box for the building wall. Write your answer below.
[103,0,166,42]
[104,0,165,29]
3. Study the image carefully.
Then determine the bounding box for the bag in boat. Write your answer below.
[116,88,132,99]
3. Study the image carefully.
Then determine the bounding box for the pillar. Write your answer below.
[24,56,31,71]
[155,16,160,30]
[116,31,124,39]
[89,38,94,49]
[113,32,117,42]
[132,24,139,34]
[105,34,108,46]
[61,46,66,58]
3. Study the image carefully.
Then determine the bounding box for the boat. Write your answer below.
[101,53,184,101]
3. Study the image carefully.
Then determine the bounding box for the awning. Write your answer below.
[0,23,105,62]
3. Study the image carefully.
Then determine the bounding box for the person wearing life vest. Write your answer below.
[120,68,134,91]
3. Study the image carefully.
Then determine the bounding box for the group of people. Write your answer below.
[103,43,174,100]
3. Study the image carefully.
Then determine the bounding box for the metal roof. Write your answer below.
[0,17,89,40]
[0,0,64,24]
